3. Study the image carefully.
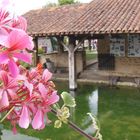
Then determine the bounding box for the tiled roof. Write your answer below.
[70,0,140,34]
[24,0,140,36]
[23,4,87,36]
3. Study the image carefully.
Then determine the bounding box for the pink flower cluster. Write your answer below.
[0,0,33,77]
[0,0,59,133]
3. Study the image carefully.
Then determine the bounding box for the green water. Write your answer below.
[3,83,140,140]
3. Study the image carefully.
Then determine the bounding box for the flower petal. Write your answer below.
[47,91,59,105]
[0,28,8,45]
[7,76,18,89]
[7,89,17,99]
[24,80,33,96]
[0,71,8,86]
[0,89,2,100]
[12,125,17,135]
[0,51,9,64]
[32,109,44,129]
[38,83,48,99]
[28,36,34,50]
[11,121,17,135]
[8,29,32,50]
[8,59,19,77]
[0,91,9,108]
[13,52,32,64]
[12,16,27,31]
[42,69,52,81]
[19,105,30,129]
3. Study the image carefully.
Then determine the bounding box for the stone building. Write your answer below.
[24,0,140,89]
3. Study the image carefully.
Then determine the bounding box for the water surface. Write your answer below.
[3,83,140,140]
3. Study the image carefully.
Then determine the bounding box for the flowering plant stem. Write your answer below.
[0,107,15,123]
[51,109,96,140]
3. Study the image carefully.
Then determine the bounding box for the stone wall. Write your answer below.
[115,57,140,76]
[39,50,85,74]
[98,34,140,77]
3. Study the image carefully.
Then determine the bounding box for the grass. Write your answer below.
[86,49,97,61]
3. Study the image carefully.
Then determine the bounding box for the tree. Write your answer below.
[58,0,77,5]
[43,2,57,8]
[43,0,79,8]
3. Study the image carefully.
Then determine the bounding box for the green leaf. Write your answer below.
[61,92,76,107]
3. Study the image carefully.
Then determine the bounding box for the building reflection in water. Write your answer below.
[69,90,76,122]
[88,89,98,116]
[84,89,99,135]
[68,89,99,135]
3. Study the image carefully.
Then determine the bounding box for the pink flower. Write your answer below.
[38,83,48,99]
[0,71,17,108]
[24,80,33,97]
[0,0,61,134]
[19,105,30,129]
[0,8,11,44]
[42,69,52,82]
[12,124,17,135]
[38,83,59,104]
[32,109,44,130]
[47,91,60,106]
[12,16,27,31]
[0,0,14,35]
[0,91,9,108]
[0,29,33,77]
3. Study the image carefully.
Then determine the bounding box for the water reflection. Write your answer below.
[3,83,140,140]
[83,89,99,135]
[69,90,76,122]
[69,90,76,98]
[98,86,140,140]
[88,89,98,116]
[2,130,39,140]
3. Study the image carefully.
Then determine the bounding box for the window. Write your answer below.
[128,34,140,57]
[38,37,55,54]
[110,37,125,57]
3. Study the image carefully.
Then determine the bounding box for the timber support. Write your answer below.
[68,37,77,90]
[58,36,87,90]
[33,37,38,66]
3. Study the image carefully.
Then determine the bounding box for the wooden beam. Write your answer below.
[68,37,77,90]
[58,36,87,90]
[74,37,86,52]
[60,36,87,90]
[33,37,38,66]
[56,36,64,53]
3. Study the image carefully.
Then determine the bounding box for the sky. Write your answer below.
[13,0,92,15]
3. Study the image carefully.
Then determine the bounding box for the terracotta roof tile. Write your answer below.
[24,0,140,36]
[23,4,87,36]
[70,0,140,34]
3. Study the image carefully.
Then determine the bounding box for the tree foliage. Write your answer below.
[43,3,57,8]
[58,0,77,5]
[44,0,79,8]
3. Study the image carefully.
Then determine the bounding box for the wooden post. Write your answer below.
[56,36,64,53]
[33,37,38,66]
[88,39,92,51]
[68,37,77,90]
[60,36,87,90]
